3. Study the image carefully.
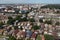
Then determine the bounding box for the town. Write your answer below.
[0,4,60,40]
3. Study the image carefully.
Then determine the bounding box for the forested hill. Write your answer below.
[41,4,60,9]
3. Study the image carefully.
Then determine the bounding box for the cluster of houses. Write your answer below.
[0,4,60,40]
[0,20,60,40]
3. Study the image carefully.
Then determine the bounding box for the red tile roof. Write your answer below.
[14,29,19,35]
[31,33,36,38]
[17,31,26,37]
[21,31,26,36]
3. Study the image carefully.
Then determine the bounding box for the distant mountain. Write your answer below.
[41,4,60,9]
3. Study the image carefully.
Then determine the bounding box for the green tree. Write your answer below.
[15,15,22,20]
[7,16,15,25]
[22,17,28,21]
[7,19,15,25]
[15,15,28,22]
[20,26,23,30]
[44,20,52,25]
[41,4,60,9]
[36,35,42,40]
[44,34,55,40]
[0,22,4,26]
[8,16,13,19]
[0,22,4,28]
[14,26,18,29]
[39,19,43,23]
[8,35,16,40]
[55,22,60,25]
[29,18,35,22]
[32,25,40,30]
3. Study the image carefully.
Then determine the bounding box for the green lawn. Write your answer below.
[36,35,42,40]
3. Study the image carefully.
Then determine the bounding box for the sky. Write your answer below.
[0,0,60,4]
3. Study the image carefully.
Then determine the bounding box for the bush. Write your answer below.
[44,34,55,40]
[8,35,16,40]
[29,18,35,22]
[55,22,60,25]
[32,25,40,30]
[44,20,52,24]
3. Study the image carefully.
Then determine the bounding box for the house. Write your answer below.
[16,30,26,39]
[0,29,4,35]
[0,15,8,23]
[12,29,19,37]
[8,30,14,35]
[26,30,33,38]
[3,30,8,36]
[31,33,37,40]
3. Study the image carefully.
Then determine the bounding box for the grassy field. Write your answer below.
[36,35,42,40]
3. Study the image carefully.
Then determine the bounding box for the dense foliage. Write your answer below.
[8,35,16,40]
[44,34,55,40]
[41,4,60,9]
[32,25,40,30]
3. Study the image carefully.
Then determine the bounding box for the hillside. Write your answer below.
[41,4,60,9]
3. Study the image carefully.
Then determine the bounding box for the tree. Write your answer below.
[0,22,4,29]
[20,26,23,30]
[21,17,28,22]
[15,15,22,20]
[44,20,52,25]
[15,15,28,22]
[7,19,15,25]
[41,4,60,9]
[8,16,13,19]
[32,25,40,30]
[7,16,15,25]
[15,9,20,13]
[39,19,43,23]
[55,22,60,25]
[36,35,42,40]
[14,26,18,29]
[0,22,4,26]
[8,35,16,40]
[29,18,35,22]
[44,34,55,40]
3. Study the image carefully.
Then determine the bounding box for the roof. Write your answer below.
[0,29,4,33]
[0,15,8,20]
[31,33,36,38]
[26,30,33,37]
[14,29,19,35]
[17,31,26,37]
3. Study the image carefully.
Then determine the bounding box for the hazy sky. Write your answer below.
[0,0,60,4]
